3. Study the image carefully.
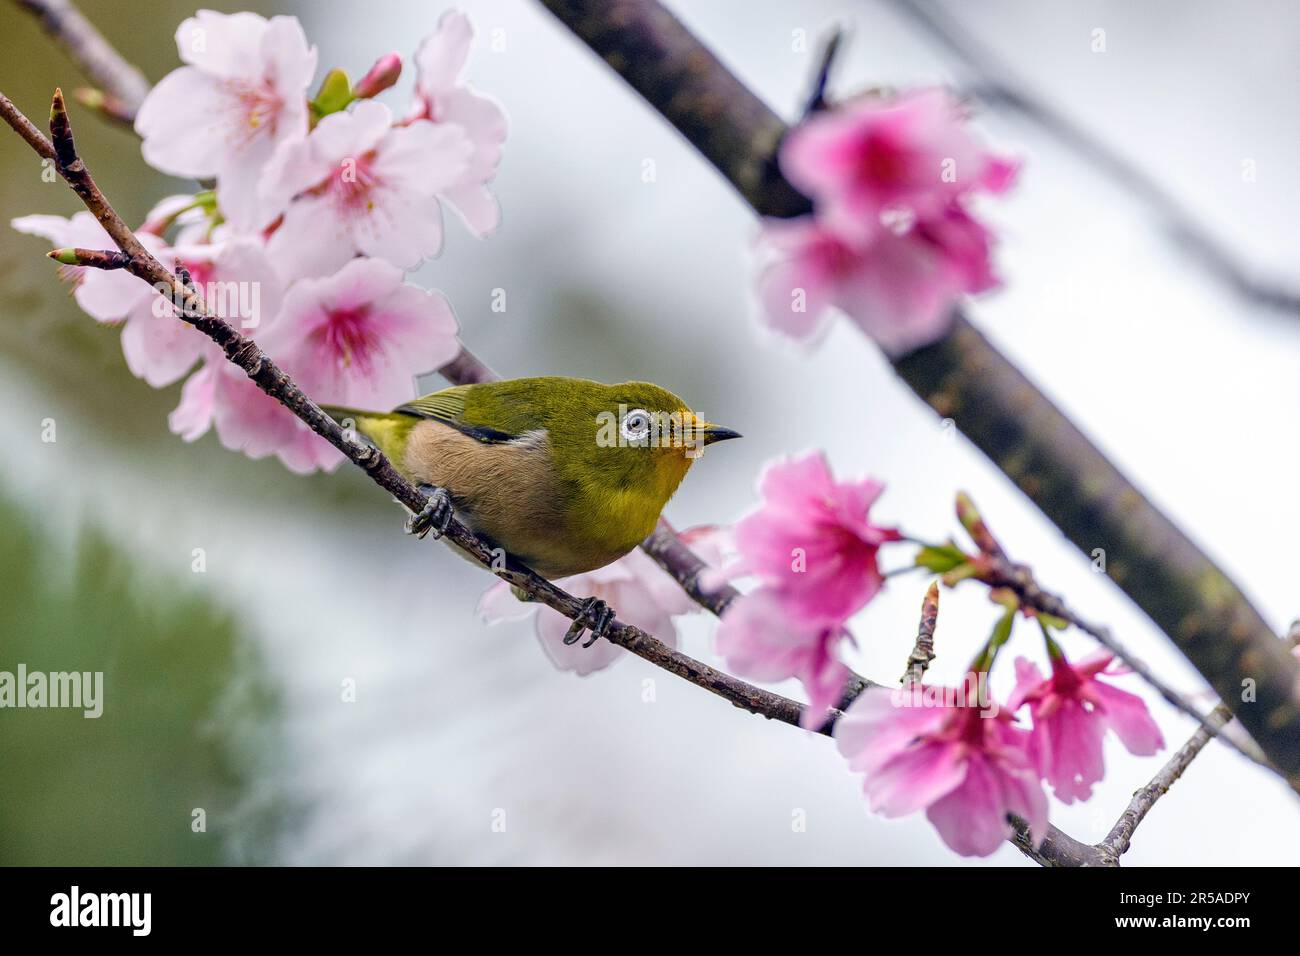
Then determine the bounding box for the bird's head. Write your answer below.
[545,379,741,503]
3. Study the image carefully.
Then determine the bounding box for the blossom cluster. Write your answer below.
[756,88,1017,356]
[565,450,1155,858]
[13,8,503,473]
[723,454,1163,855]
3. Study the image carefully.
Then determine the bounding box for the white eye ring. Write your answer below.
[621,408,653,443]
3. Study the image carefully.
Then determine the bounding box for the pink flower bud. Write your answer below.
[354,52,402,99]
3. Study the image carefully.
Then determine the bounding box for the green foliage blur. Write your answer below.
[0,0,298,866]
[0,486,286,864]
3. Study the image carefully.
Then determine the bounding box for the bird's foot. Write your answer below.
[563,597,616,648]
[406,485,454,539]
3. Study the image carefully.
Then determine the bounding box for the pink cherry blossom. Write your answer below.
[257,257,460,412]
[1008,651,1165,803]
[169,258,458,475]
[478,548,699,675]
[727,452,900,625]
[134,10,317,232]
[262,99,472,279]
[780,88,1017,246]
[169,358,343,475]
[10,211,165,322]
[121,239,283,388]
[410,10,508,237]
[755,205,998,356]
[715,589,850,729]
[836,682,1048,857]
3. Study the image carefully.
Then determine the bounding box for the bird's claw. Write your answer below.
[563,597,615,648]
[406,485,454,539]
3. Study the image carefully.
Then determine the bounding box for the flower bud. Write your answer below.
[354,53,402,99]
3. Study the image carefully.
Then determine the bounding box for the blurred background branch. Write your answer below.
[12,0,147,125]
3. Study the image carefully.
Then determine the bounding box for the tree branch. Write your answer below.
[1009,817,1111,868]
[638,520,735,616]
[13,0,148,126]
[536,0,1300,792]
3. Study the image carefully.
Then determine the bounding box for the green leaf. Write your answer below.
[914,543,970,573]
[971,605,1017,673]
[0,486,286,863]
[990,605,1016,651]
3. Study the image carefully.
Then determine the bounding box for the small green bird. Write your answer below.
[327,375,740,598]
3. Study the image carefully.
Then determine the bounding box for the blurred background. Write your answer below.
[2,0,1299,865]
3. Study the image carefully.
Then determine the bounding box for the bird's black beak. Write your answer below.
[701,425,742,445]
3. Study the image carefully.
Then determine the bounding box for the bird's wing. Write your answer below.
[397,385,474,423]
[395,383,526,444]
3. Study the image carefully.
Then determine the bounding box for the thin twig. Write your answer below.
[801,27,844,116]
[901,581,939,684]
[13,0,147,125]
[1096,704,1232,863]
[882,0,1300,315]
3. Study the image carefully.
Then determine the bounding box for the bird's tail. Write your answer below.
[320,405,418,467]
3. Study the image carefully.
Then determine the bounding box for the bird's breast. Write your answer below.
[401,420,644,579]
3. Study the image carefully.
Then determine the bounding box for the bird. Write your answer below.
[324,376,740,645]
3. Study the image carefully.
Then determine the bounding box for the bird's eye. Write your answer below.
[621,408,653,443]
